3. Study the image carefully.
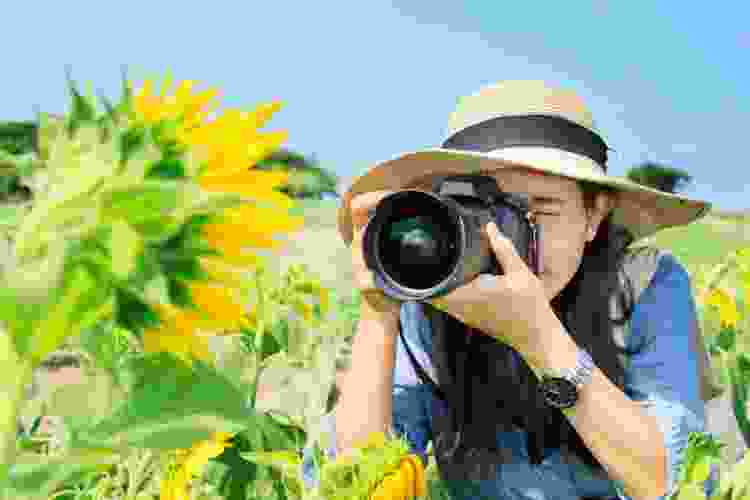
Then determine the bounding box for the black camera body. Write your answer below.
[362,175,541,302]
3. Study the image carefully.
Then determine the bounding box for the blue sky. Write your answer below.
[3,1,748,210]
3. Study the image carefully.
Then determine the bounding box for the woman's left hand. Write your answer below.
[427,221,561,355]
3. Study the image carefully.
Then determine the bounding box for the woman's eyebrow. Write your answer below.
[531,195,566,205]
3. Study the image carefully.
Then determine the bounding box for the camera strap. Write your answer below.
[398,318,447,401]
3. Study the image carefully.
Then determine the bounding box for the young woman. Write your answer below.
[307,81,718,500]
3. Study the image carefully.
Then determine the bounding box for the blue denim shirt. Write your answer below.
[302,254,720,499]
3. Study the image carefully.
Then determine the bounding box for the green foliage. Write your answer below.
[113,286,160,334]
[213,420,304,500]
[240,319,289,363]
[0,121,37,156]
[0,240,114,364]
[69,352,252,451]
[0,121,37,204]
[626,161,694,194]
[7,452,121,499]
[728,354,750,447]
[97,182,182,224]
[255,149,339,200]
[77,321,135,387]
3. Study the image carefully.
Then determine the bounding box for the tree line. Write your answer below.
[0,120,695,202]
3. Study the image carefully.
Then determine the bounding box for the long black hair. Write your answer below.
[426,180,640,484]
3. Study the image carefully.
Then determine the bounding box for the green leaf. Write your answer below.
[178,185,249,218]
[0,287,47,358]
[240,450,301,467]
[14,180,109,261]
[686,456,713,484]
[65,71,98,135]
[151,119,187,156]
[729,354,750,443]
[119,125,146,164]
[98,180,181,223]
[125,245,162,290]
[129,215,184,243]
[146,156,186,180]
[0,204,22,230]
[143,273,171,306]
[118,66,133,117]
[28,264,112,366]
[7,451,121,499]
[70,352,252,450]
[167,277,194,308]
[240,412,305,452]
[239,450,302,484]
[162,213,215,248]
[677,432,725,488]
[77,321,131,387]
[240,321,288,362]
[107,220,143,280]
[715,326,736,352]
[97,92,118,124]
[158,250,208,281]
[114,286,160,333]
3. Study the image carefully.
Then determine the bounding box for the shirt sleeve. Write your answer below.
[617,253,719,500]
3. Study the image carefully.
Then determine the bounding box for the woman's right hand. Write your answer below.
[349,190,403,321]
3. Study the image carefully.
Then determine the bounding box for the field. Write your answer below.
[20,197,750,494]
[264,198,750,467]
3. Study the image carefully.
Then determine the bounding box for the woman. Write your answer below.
[306,81,718,500]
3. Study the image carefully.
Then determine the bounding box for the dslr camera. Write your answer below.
[361,175,542,302]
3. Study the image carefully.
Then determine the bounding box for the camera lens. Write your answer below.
[374,193,461,290]
[385,216,442,265]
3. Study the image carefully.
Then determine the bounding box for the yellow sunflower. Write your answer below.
[133,77,221,131]
[142,303,213,363]
[160,431,233,500]
[130,75,304,359]
[705,287,740,329]
[370,455,427,500]
[142,282,259,363]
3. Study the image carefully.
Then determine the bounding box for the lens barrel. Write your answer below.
[362,189,499,301]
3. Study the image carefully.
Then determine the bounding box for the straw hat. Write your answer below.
[336,80,710,247]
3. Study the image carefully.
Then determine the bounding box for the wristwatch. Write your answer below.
[538,347,595,412]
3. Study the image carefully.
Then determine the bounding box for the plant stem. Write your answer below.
[126,449,154,500]
[250,268,266,410]
[0,353,33,499]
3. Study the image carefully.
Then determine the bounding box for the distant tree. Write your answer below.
[625,162,693,194]
[0,121,37,202]
[0,121,37,156]
[254,148,339,200]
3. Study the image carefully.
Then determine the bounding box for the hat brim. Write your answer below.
[337,147,710,246]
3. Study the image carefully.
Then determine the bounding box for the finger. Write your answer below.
[351,227,377,290]
[486,221,524,275]
[428,274,494,312]
[349,190,396,228]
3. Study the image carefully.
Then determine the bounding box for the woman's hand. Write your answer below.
[348,190,403,320]
[427,221,560,355]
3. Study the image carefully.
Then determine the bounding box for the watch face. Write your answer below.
[540,377,577,409]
